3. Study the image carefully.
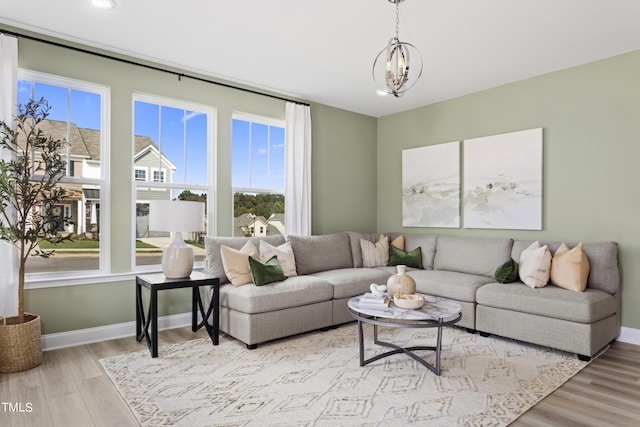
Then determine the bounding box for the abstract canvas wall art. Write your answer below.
[463,128,543,230]
[402,141,460,227]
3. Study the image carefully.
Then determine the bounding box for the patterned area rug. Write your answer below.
[100,324,591,426]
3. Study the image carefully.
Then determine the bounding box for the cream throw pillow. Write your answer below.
[379,233,405,251]
[220,241,259,287]
[259,240,298,277]
[361,236,389,267]
[518,241,551,288]
[550,243,590,292]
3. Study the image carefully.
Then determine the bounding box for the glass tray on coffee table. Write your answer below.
[348,294,462,375]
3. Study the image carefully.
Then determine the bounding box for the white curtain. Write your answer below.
[284,102,312,236]
[0,35,18,318]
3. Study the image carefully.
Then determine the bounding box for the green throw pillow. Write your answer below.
[248,255,287,286]
[495,258,519,283]
[387,246,424,269]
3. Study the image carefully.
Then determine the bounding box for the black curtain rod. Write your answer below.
[1,28,310,107]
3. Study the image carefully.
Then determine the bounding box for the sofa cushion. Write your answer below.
[404,234,437,269]
[360,236,389,267]
[550,243,590,292]
[347,231,378,268]
[259,240,297,277]
[518,241,551,288]
[476,282,617,324]
[434,235,513,278]
[289,233,353,275]
[388,246,423,269]
[408,270,494,303]
[205,235,286,284]
[219,275,334,314]
[512,240,619,295]
[248,255,287,286]
[495,258,519,283]
[381,233,405,250]
[309,268,392,299]
[220,241,259,287]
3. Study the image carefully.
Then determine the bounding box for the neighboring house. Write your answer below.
[267,213,285,236]
[29,119,102,237]
[234,213,284,237]
[30,120,174,238]
[133,136,176,238]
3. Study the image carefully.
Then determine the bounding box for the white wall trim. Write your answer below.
[41,312,192,351]
[618,327,640,346]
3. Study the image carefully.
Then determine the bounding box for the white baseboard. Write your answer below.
[618,327,640,346]
[41,312,192,351]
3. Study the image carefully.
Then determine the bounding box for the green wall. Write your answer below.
[377,50,640,330]
[15,33,377,334]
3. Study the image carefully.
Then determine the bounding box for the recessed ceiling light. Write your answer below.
[91,0,116,9]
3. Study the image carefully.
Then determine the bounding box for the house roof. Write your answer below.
[22,119,165,164]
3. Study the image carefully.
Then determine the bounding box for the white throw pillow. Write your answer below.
[360,236,389,268]
[518,241,551,288]
[259,240,298,277]
[220,241,259,287]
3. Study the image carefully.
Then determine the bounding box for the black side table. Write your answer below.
[136,271,219,357]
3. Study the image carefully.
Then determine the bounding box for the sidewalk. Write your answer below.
[138,237,206,255]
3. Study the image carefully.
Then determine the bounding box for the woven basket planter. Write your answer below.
[0,313,43,373]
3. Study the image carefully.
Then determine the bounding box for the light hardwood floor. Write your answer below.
[1,328,639,426]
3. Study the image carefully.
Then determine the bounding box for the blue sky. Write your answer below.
[17,80,284,191]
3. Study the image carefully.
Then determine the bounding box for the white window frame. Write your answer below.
[134,167,147,181]
[231,112,285,235]
[132,93,216,273]
[19,70,111,287]
[151,168,166,183]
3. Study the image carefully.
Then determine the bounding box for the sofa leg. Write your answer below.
[246,344,258,350]
[320,325,339,332]
[479,332,491,338]
[465,328,476,334]
[577,354,591,362]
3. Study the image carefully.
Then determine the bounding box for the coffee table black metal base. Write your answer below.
[350,307,461,376]
[136,271,219,358]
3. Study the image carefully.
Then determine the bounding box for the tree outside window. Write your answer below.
[17,71,108,276]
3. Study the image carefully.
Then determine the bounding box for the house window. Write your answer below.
[133,94,215,269]
[134,168,147,181]
[152,169,165,183]
[18,70,110,277]
[232,113,286,237]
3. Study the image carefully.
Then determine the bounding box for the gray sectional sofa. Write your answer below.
[204,232,620,360]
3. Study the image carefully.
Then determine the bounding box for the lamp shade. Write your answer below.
[148,200,205,233]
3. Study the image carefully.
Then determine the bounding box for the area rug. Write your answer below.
[100,324,592,426]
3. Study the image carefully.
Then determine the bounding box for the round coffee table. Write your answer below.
[348,294,461,375]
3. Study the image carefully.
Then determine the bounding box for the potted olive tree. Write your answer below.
[0,98,70,372]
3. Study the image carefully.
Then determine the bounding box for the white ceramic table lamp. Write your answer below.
[148,200,205,279]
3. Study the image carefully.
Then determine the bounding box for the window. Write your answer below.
[133,94,215,269]
[152,169,165,183]
[134,168,147,181]
[232,113,285,237]
[18,70,110,277]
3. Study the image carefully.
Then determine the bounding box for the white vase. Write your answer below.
[386,265,416,297]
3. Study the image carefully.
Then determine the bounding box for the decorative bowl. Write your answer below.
[393,294,425,310]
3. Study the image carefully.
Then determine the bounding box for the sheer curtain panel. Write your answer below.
[0,34,18,317]
[284,103,312,236]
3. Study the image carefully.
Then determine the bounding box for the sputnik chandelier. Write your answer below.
[373,0,423,97]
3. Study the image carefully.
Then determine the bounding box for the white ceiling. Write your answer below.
[2,0,640,117]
